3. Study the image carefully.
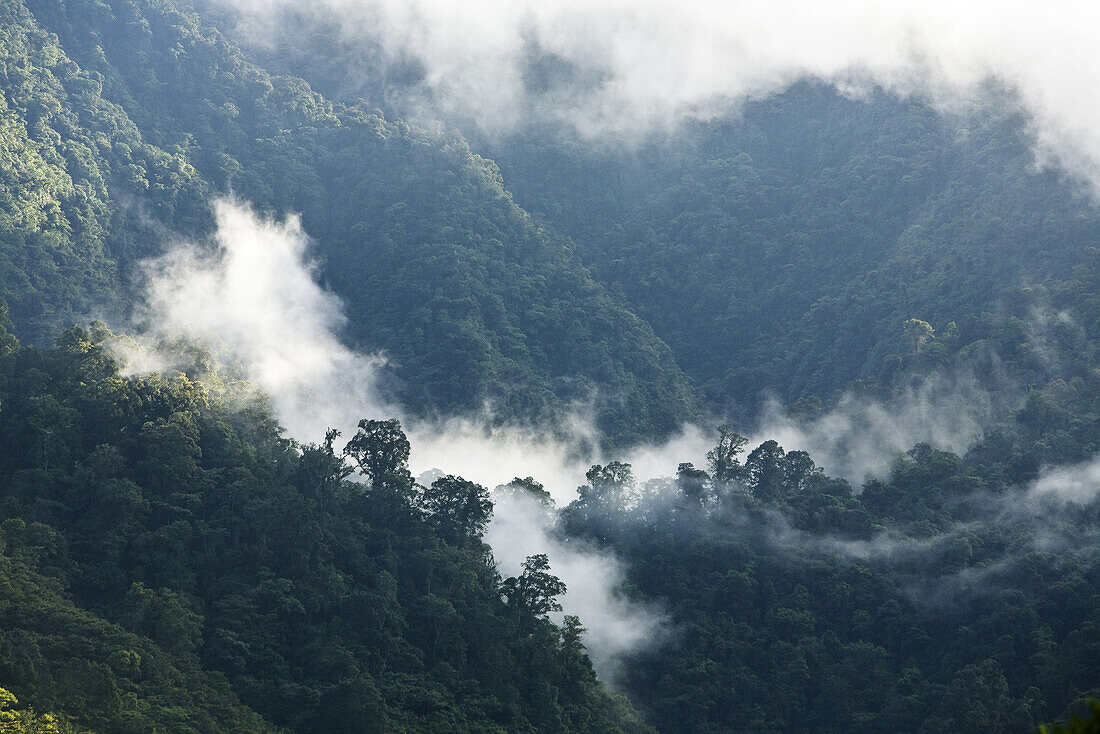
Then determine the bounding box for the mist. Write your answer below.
[136,198,395,441]
[485,490,664,676]
[1028,455,1100,506]
[122,197,1100,673]
[128,197,678,677]
[211,0,1100,190]
[753,370,1016,486]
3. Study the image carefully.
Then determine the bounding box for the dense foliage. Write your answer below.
[8,0,700,444]
[546,244,1100,732]
[0,319,650,733]
[477,86,1100,418]
[3,0,1100,730]
[201,8,1100,424]
[560,432,1100,733]
[0,0,207,335]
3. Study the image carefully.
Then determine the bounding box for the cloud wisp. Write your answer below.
[136,198,395,441]
[214,0,1100,190]
[122,197,1100,662]
[753,370,1013,487]
[128,197,674,677]
[485,490,665,677]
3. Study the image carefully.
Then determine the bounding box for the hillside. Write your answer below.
[197,5,1100,420]
[3,0,700,445]
[0,316,652,732]
[3,0,1100,732]
[477,87,1100,416]
[0,0,208,336]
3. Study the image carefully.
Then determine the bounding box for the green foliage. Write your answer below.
[495,477,555,508]
[17,0,700,445]
[1041,702,1100,734]
[501,554,567,626]
[0,0,207,336]
[0,323,649,733]
[421,475,494,543]
[478,84,1100,420]
[3,1,1100,731]
[556,420,1100,733]
[343,418,413,493]
[0,686,72,733]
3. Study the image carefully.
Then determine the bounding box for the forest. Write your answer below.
[0,0,1099,731]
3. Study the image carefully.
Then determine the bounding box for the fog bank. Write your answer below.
[214,0,1100,191]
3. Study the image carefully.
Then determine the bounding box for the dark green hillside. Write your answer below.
[0,531,281,733]
[0,315,652,733]
[541,243,1100,733]
[4,304,1099,733]
[6,1,1100,731]
[17,0,700,443]
[200,10,1100,422]
[478,85,1100,414]
[560,447,1100,733]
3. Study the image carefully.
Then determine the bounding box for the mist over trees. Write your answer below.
[0,323,653,732]
[1,318,1097,731]
[1,0,1100,731]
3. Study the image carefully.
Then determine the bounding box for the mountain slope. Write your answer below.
[0,0,208,336]
[0,318,652,733]
[15,0,701,443]
[192,8,1100,420]
[479,85,1100,414]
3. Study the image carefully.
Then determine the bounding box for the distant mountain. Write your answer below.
[195,4,1100,424]
[476,85,1100,416]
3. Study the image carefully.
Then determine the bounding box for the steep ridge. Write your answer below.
[17,0,701,444]
[185,7,1100,421]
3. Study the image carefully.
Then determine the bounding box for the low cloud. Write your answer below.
[135,198,395,440]
[122,197,1093,669]
[754,371,1014,486]
[485,491,664,677]
[212,0,1100,191]
[1028,455,1100,505]
[126,197,670,674]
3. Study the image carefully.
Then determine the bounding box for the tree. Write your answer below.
[583,461,636,509]
[707,425,748,486]
[343,418,413,493]
[676,462,710,506]
[0,303,18,359]
[904,318,934,352]
[0,687,66,733]
[565,462,637,535]
[495,476,555,508]
[745,440,786,502]
[296,428,354,507]
[502,554,567,627]
[781,451,818,493]
[421,474,493,542]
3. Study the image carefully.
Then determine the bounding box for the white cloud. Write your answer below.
[1029,455,1100,504]
[217,0,1100,189]
[753,371,1010,486]
[132,197,669,675]
[486,491,664,678]
[137,198,394,441]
